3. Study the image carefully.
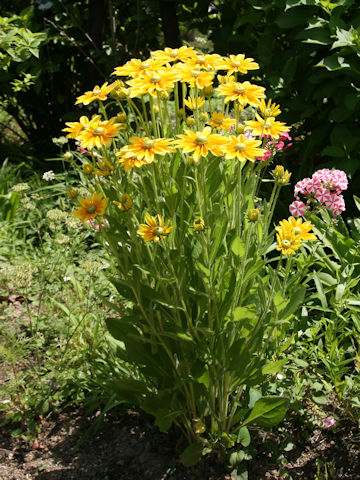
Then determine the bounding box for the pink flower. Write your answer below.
[289,200,306,217]
[322,417,336,428]
[291,168,348,217]
[315,187,331,204]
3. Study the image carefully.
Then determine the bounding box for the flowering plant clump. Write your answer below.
[61,47,331,464]
[289,168,348,217]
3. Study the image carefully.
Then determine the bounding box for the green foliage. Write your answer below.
[0,172,132,436]
[0,0,164,164]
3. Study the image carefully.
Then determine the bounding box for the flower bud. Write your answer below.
[186,117,195,127]
[116,87,129,99]
[158,91,169,100]
[177,108,185,117]
[117,112,127,122]
[63,151,73,161]
[248,209,260,222]
[235,125,245,135]
[199,112,209,122]
[272,165,292,184]
[82,162,93,174]
[202,85,213,96]
[188,155,199,165]
[193,217,205,231]
[66,188,78,199]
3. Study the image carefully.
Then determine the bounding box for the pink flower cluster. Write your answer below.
[86,217,110,230]
[289,168,348,217]
[259,132,293,162]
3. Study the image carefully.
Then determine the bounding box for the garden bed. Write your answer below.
[1,407,359,479]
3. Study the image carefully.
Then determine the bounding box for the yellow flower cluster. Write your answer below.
[276,217,317,255]
[63,47,292,240]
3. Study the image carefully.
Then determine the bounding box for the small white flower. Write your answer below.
[276,373,284,380]
[63,276,71,282]
[42,170,55,181]
[100,262,110,270]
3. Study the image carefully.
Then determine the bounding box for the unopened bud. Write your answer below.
[117,112,127,122]
[202,85,213,96]
[248,209,260,222]
[235,125,245,135]
[63,151,73,161]
[193,217,205,231]
[66,188,78,199]
[82,162,93,174]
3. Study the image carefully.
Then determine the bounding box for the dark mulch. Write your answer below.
[0,408,359,480]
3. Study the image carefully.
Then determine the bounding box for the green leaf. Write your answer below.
[298,27,332,45]
[315,55,350,70]
[155,409,182,431]
[313,271,328,308]
[331,27,353,49]
[231,237,245,257]
[233,305,256,321]
[354,196,360,213]
[180,443,204,466]
[210,216,227,264]
[322,145,344,157]
[275,7,316,28]
[242,396,289,428]
[236,426,251,447]
[280,285,305,320]
[229,450,245,466]
[262,359,287,375]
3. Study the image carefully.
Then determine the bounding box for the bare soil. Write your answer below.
[1,407,359,480]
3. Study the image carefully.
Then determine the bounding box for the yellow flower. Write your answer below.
[118,137,176,164]
[113,193,133,211]
[177,65,214,89]
[137,215,175,243]
[216,81,266,106]
[245,114,290,139]
[272,165,291,184]
[62,115,100,139]
[207,112,236,131]
[217,74,235,84]
[174,126,228,162]
[223,134,266,162]
[276,217,317,241]
[115,154,147,172]
[75,82,112,105]
[151,46,196,63]
[258,99,281,118]
[276,228,302,256]
[183,96,206,110]
[112,58,165,77]
[127,66,180,97]
[193,217,205,231]
[72,192,108,222]
[77,117,121,150]
[185,53,222,70]
[217,54,259,75]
